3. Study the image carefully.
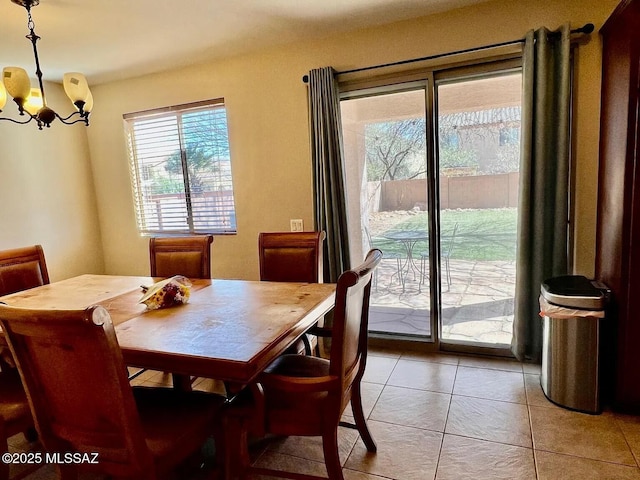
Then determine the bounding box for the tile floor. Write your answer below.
[8,349,640,480]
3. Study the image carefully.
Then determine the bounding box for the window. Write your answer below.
[124,99,237,235]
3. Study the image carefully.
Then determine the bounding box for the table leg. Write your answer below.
[222,413,250,480]
[397,239,423,292]
[172,373,193,392]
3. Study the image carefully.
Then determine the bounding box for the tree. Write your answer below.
[482,142,520,174]
[365,118,427,181]
[439,146,478,175]
[163,109,230,194]
[438,124,479,175]
[164,144,219,193]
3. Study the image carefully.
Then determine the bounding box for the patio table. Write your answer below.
[383,230,428,291]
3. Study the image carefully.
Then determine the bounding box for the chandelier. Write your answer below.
[0,0,92,129]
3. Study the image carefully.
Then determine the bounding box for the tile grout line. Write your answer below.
[611,414,640,469]
[432,362,459,480]
[524,372,540,480]
[341,352,399,477]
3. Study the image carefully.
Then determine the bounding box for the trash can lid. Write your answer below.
[541,275,607,310]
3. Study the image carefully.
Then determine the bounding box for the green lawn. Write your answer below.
[373,208,517,261]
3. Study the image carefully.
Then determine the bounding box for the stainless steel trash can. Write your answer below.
[540,275,609,414]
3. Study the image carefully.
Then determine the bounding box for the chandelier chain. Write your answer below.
[24,9,45,108]
[26,7,34,31]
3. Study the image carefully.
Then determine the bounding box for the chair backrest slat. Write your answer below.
[149,236,213,279]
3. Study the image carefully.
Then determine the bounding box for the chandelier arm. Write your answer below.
[55,111,83,122]
[54,111,89,126]
[0,114,35,125]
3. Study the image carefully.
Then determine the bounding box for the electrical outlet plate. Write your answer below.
[290,219,303,232]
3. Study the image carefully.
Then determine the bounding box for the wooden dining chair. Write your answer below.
[258,231,326,355]
[0,244,49,479]
[0,303,226,480]
[149,235,214,279]
[0,368,34,480]
[0,245,49,296]
[148,235,214,389]
[226,249,382,480]
[259,231,325,283]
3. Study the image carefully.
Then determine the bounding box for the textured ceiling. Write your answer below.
[0,0,492,85]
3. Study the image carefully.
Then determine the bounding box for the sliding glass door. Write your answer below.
[340,61,522,354]
[341,85,433,339]
[435,71,521,351]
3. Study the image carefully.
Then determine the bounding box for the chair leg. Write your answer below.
[223,414,251,480]
[301,333,313,356]
[445,257,451,290]
[24,427,38,442]
[314,337,322,357]
[0,423,8,480]
[396,257,405,293]
[172,373,193,392]
[419,255,427,293]
[350,381,376,452]
[322,427,344,480]
[372,268,378,292]
[0,455,7,480]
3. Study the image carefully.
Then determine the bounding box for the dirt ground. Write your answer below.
[367,209,424,236]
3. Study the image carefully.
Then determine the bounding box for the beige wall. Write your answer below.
[88,0,617,280]
[3,0,615,281]
[0,81,104,280]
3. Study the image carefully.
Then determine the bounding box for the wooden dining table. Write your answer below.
[0,274,336,479]
[0,274,336,391]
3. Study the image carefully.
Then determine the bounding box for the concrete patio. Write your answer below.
[369,256,516,345]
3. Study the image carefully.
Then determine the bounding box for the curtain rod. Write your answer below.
[302,23,594,83]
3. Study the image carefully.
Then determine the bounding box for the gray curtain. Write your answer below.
[512,25,571,362]
[308,67,351,282]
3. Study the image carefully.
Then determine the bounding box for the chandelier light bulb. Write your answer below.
[23,87,42,115]
[0,82,6,110]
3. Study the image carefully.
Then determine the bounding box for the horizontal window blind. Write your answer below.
[124,99,237,235]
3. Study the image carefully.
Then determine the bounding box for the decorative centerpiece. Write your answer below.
[139,275,192,310]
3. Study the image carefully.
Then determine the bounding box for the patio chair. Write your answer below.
[0,303,226,480]
[223,249,382,480]
[420,223,458,291]
[364,228,403,291]
[441,223,459,288]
